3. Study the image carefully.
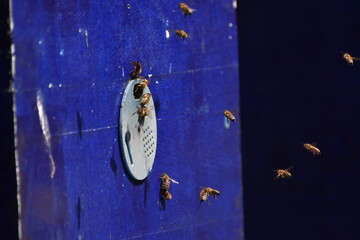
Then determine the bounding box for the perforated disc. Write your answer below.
[119,79,157,180]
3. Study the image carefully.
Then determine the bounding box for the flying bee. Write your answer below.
[160,173,179,200]
[303,143,321,155]
[130,61,142,79]
[178,3,196,16]
[273,166,293,179]
[134,77,150,99]
[200,187,220,202]
[173,29,188,39]
[224,110,236,122]
[133,105,151,118]
[342,52,360,65]
[140,93,151,106]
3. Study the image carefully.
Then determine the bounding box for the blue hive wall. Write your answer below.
[11,0,243,239]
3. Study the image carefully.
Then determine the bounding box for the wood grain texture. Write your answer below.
[11,0,242,239]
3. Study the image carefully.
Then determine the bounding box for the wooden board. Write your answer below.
[11,0,243,239]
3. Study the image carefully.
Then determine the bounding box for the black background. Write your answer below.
[239,0,360,239]
[0,0,18,239]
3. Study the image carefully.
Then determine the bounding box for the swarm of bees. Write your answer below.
[128,62,153,118]
[342,52,360,65]
[200,187,220,202]
[160,173,179,200]
[123,3,333,210]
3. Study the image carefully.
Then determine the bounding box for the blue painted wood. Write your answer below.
[11,0,242,239]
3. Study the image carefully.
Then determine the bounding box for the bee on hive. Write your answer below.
[133,77,150,99]
[224,110,236,122]
[130,61,142,79]
[140,93,151,106]
[200,187,220,202]
[303,143,321,155]
[160,173,179,200]
[342,52,360,65]
[273,166,293,179]
[178,3,196,16]
[133,105,151,118]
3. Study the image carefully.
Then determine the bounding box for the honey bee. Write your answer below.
[200,187,220,202]
[224,110,236,122]
[133,105,151,118]
[160,173,179,200]
[175,30,188,40]
[140,93,151,106]
[178,3,196,16]
[273,166,293,179]
[133,77,150,99]
[303,143,321,155]
[130,61,142,79]
[342,52,360,65]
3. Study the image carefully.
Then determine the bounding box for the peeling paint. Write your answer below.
[9,0,22,237]
[36,90,56,178]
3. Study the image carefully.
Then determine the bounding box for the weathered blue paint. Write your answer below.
[11,0,242,239]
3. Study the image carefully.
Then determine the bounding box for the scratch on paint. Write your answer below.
[201,38,205,54]
[79,28,89,48]
[84,29,89,48]
[36,90,56,178]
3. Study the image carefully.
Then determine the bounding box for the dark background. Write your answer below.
[238,0,360,239]
[0,0,18,239]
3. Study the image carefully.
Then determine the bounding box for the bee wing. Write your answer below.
[146,108,153,119]
[169,178,179,184]
[352,57,360,60]
[286,166,294,171]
